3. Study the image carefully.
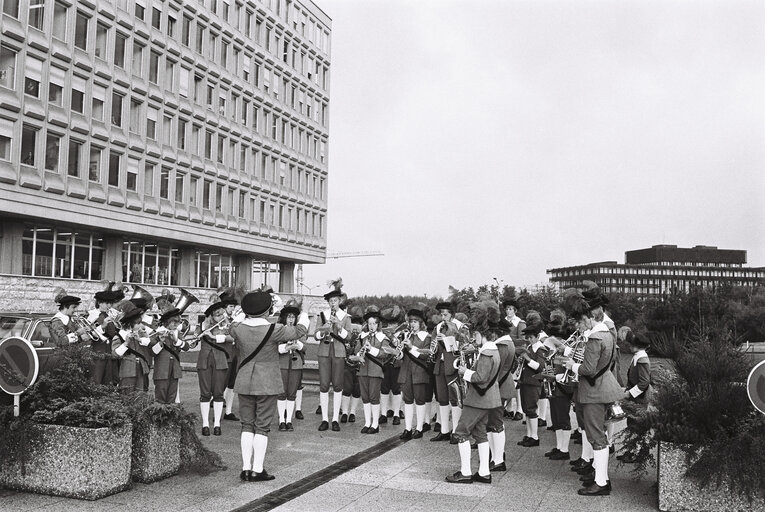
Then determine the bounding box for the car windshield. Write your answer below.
[0,317,31,339]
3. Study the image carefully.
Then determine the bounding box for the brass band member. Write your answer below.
[112,302,154,394]
[502,299,526,421]
[397,308,433,440]
[276,299,306,431]
[379,306,403,426]
[87,283,122,385]
[617,331,651,464]
[543,310,575,461]
[152,298,191,404]
[432,302,465,442]
[353,306,391,434]
[50,288,87,347]
[313,278,351,432]
[233,291,310,482]
[487,320,516,472]
[197,301,233,436]
[340,307,363,424]
[516,312,547,447]
[220,287,242,421]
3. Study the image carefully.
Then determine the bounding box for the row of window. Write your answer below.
[552,266,764,278]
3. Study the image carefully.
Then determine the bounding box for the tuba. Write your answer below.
[129,285,154,306]
[175,288,199,338]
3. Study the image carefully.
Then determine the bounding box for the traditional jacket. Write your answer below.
[571,323,624,404]
[505,315,526,349]
[278,333,306,371]
[196,319,232,371]
[626,350,651,404]
[314,308,351,358]
[357,331,390,379]
[518,336,547,387]
[50,312,81,347]
[112,329,154,377]
[87,309,118,356]
[602,313,624,386]
[398,331,432,385]
[463,341,502,409]
[432,319,464,378]
[495,334,517,399]
[232,316,309,396]
[152,327,189,380]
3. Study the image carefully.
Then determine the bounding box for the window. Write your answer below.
[95,23,107,59]
[114,33,127,68]
[0,119,12,161]
[241,99,249,125]
[25,57,43,98]
[28,0,44,30]
[238,190,245,218]
[222,0,229,22]
[217,134,225,164]
[195,252,236,288]
[167,13,176,37]
[122,240,179,285]
[149,51,160,84]
[111,92,123,127]
[108,151,120,186]
[195,24,204,53]
[23,226,104,280]
[21,125,38,166]
[208,32,217,60]
[189,175,198,206]
[221,40,228,68]
[0,46,16,90]
[88,146,101,182]
[204,130,213,158]
[193,74,203,101]
[48,66,65,107]
[203,179,211,209]
[52,2,67,40]
[182,16,191,46]
[162,115,172,145]
[132,42,143,76]
[151,7,161,29]
[126,157,138,191]
[146,106,157,139]
[129,98,141,133]
[3,0,19,18]
[175,171,184,202]
[144,162,155,195]
[67,139,82,177]
[44,132,61,172]
[135,1,145,21]
[229,188,235,215]
[92,84,105,121]
[159,168,169,199]
[206,84,214,106]
[165,59,175,89]
[215,183,223,212]
[239,146,246,171]
[74,12,88,50]
[191,124,200,155]
[179,67,189,97]
[177,118,186,149]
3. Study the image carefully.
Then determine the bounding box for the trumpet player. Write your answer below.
[152,306,190,404]
[516,313,548,448]
[487,321,516,472]
[396,309,433,440]
[50,288,87,348]
[541,310,576,461]
[502,300,526,421]
[432,302,465,443]
[88,283,122,385]
[197,301,233,436]
[353,306,391,434]
[220,288,241,422]
[112,303,154,394]
[276,300,306,432]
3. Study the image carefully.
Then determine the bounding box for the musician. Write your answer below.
[340,308,363,424]
[488,321,515,471]
[276,300,306,432]
[151,305,190,404]
[502,299,526,421]
[562,293,623,496]
[112,303,155,393]
[220,288,241,422]
[617,332,651,464]
[50,289,87,347]
[379,307,403,426]
[197,301,233,436]
[431,302,466,443]
[87,284,121,385]
[313,279,351,432]
[543,310,575,461]
[446,314,501,484]
[352,307,391,434]
[397,308,433,440]
[516,313,547,447]
[232,291,310,482]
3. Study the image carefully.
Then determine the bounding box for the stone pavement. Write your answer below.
[0,371,658,512]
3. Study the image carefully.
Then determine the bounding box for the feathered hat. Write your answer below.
[580,280,608,310]
[323,277,344,301]
[467,299,501,335]
[54,287,81,307]
[279,297,302,321]
[94,281,119,302]
[364,305,382,322]
[546,308,567,337]
[407,302,429,324]
[560,287,590,320]
[158,296,181,325]
[349,305,364,324]
[218,285,245,305]
[522,309,545,335]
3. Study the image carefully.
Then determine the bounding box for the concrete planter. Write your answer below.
[131,421,181,483]
[658,442,764,512]
[0,423,132,500]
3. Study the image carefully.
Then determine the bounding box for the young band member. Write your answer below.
[313,278,351,432]
[87,283,121,385]
[232,291,310,482]
[543,310,575,460]
[516,312,547,447]
[432,302,465,443]
[152,302,190,404]
[397,308,433,440]
[379,306,404,426]
[502,300,526,420]
[617,332,651,463]
[488,321,515,471]
[50,289,87,347]
[562,290,623,496]
[340,308,363,424]
[220,288,242,421]
[446,304,501,484]
[197,301,233,436]
[112,302,154,394]
[294,386,305,420]
[276,300,306,432]
[350,306,390,434]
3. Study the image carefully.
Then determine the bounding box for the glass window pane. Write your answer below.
[157,246,169,285]
[143,243,157,284]
[53,231,71,278]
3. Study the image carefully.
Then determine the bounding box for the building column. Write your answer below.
[235,254,252,290]
[179,248,196,287]
[0,220,25,275]
[279,262,295,294]
[102,236,123,283]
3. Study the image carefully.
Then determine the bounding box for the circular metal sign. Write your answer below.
[747,360,765,415]
[0,337,39,395]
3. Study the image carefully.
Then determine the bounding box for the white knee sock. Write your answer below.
[458,441,472,477]
[341,394,350,415]
[371,404,380,428]
[487,432,496,461]
[593,447,609,486]
[404,403,414,430]
[606,421,616,449]
[200,401,211,428]
[529,417,539,440]
[581,431,593,462]
[538,399,549,422]
[560,429,572,453]
[350,396,360,415]
[477,442,490,477]
[320,392,329,421]
[241,432,254,471]
[391,393,402,415]
[439,406,451,434]
[295,389,303,411]
[332,391,342,422]
[213,401,224,427]
[251,434,268,473]
[380,393,390,416]
[277,400,286,423]
[451,406,462,433]
[224,388,235,414]
[175,387,181,404]
[416,404,426,431]
[555,429,562,450]
[363,403,372,427]
[494,430,505,463]
[510,397,517,413]
[286,400,295,422]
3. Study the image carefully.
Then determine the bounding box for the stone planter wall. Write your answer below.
[131,422,181,483]
[658,442,765,512]
[0,423,132,500]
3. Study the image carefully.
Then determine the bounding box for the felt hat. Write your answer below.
[241,291,272,316]
[435,302,454,313]
[363,305,382,322]
[407,308,426,323]
[323,277,344,301]
[204,301,227,317]
[54,287,81,307]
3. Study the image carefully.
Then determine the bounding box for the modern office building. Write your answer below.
[547,245,765,295]
[0,0,331,311]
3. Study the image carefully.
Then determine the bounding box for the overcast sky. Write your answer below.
[302,0,765,298]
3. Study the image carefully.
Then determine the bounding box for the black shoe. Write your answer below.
[279,422,287,431]
[387,410,394,417]
[579,469,595,481]
[411,429,423,439]
[503,410,513,418]
[576,464,595,475]
[348,414,356,423]
[471,443,478,450]
[517,436,530,446]
[213,426,221,436]
[295,410,304,420]
[240,470,252,481]
[538,419,547,427]
[399,411,405,419]
[318,421,329,431]
[249,470,276,482]
[422,423,431,433]
[445,471,472,484]
[472,472,492,484]
[570,457,586,466]
[489,461,506,472]
[379,415,387,424]
[340,414,348,423]
[433,422,441,433]
[316,405,322,415]
[286,422,294,432]
[547,425,555,431]
[392,416,400,426]
[431,414,438,423]
[224,413,240,421]
[545,448,561,457]
[571,459,591,471]
[512,412,523,421]
[331,421,341,432]
[202,426,210,436]
[570,430,582,440]
[609,445,615,454]
[578,481,611,495]
[519,437,540,447]
[361,426,369,434]
[522,420,526,425]
[431,432,451,442]
[550,451,571,460]
[574,438,582,445]
[400,429,412,440]
[367,426,379,434]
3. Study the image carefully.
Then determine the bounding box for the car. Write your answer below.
[0,313,58,372]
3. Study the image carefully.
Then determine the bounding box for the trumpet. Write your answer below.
[560,331,587,385]
[70,315,105,343]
